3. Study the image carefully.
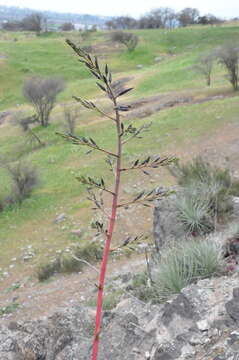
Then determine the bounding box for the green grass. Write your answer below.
[1,25,239,271]
[1,26,239,109]
[153,239,224,301]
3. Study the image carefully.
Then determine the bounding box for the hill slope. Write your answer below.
[0,26,239,314]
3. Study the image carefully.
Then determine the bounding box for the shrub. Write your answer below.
[73,241,103,263]
[215,43,239,91]
[37,259,60,281]
[111,31,139,51]
[170,157,231,187]
[193,53,214,86]
[23,76,65,127]
[37,241,102,281]
[13,112,39,132]
[6,162,39,204]
[62,105,79,135]
[153,239,224,301]
[60,254,83,273]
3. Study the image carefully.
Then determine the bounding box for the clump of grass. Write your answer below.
[170,157,239,234]
[153,239,224,301]
[175,189,214,235]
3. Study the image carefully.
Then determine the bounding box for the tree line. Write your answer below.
[106,7,223,30]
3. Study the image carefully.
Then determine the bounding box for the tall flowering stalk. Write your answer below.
[62,40,176,360]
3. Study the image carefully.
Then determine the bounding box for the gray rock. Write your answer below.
[225,288,239,321]
[155,57,163,63]
[153,195,185,251]
[1,276,239,359]
[196,319,209,331]
[54,214,66,224]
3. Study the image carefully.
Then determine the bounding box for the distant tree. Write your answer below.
[215,43,239,91]
[111,31,138,51]
[105,16,137,30]
[23,76,65,127]
[21,13,45,34]
[60,22,75,31]
[193,54,214,86]
[139,7,177,29]
[2,20,22,31]
[178,8,200,27]
[197,14,223,25]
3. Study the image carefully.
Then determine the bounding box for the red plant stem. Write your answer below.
[91,100,122,360]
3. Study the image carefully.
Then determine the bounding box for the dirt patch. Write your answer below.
[125,92,235,120]
[0,111,12,125]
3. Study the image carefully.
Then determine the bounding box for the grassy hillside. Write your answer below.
[0,26,239,273]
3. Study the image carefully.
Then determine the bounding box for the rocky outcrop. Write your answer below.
[153,196,185,250]
[1,274,239,359]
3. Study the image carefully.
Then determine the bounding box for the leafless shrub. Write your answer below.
[215,43,239,91]
[6,162,39,204]
[23,76,65,127]
[193,53,214,86]
[111,31,139,51]
[62,105,80,135]
[12,111,38,132]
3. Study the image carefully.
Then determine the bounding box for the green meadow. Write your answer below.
[0,25,239,270]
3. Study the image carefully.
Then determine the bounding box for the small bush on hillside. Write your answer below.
[37,241,102,281]
[12,111,38,132]
[215,42,239,91]
[60,254,83,273]
[193,53,214,86]
[37,259,61,281]
[111,31,139,51]
[153,239,224,301]
[23,76,65,127]
[170,157,231,187]
[6,162,39,205]
[62,105,80,135]
[73,241,103,263]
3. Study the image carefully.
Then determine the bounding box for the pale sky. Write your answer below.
[0,0,238,19]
